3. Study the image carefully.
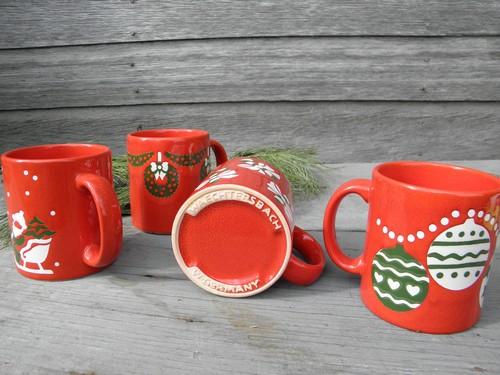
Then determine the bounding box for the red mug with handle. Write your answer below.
[323,161,500,333]
[172,157,326,297]
[127,129,227,234]
[1,144,123,281]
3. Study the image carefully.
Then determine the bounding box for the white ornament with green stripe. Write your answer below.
[427,218,490,291]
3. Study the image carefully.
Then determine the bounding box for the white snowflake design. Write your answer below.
[238,158,280,179]
[150,152,169,181]
[196,168,239,190]
[267,181,293,222]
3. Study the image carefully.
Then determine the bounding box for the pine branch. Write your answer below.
[0,213,10,249]
[232,148,324,198]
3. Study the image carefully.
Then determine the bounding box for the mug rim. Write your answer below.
[374,161,500,196]
[128,128,209,141]
[1,143,110,164]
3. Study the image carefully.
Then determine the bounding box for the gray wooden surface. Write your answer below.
[0,162,499,375]
[1,37,500,110]
[1,102,499,161]
[1,0,500,48]
[1,1,499,373]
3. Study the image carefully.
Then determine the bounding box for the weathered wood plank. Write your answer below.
[0,221,498,375]
[1,37,500,110]
[1,102,499,163]
[1,0,500,49]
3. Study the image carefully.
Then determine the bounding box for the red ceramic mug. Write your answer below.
[172,157,326,297]
[323,161,500,333]
[127,129,227,234]
[1,144,123,281]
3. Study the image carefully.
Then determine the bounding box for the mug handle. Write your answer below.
[209,139,228,165]
[282,226,326,285]
[323,179,371,275]
[76,173,123,268]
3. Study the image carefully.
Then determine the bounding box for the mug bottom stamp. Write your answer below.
[172,185,292,297]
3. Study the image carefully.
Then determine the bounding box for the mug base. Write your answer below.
[360,291,479,334]
[14,261,112,281]
[171,184,292,297]
[131,221,172,235]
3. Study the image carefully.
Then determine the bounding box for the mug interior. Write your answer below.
[2,144,109,162]
[376,162,500,194]
[129,128,208,140]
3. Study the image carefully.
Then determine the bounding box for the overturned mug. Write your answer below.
[172,157,326,297]
[1,144,123,281]
[323,161,500,333]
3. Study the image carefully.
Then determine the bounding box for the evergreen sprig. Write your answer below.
[0,213,10,249]
[233,148,324,198]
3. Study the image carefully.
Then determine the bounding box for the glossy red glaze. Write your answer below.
[172,157,326,297]
[127,129,227,234]
[1,144,123,281]
[323,161,500,333]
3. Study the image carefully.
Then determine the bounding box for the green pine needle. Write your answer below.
[112,155,130,215]
[0,213,10,249]
[232,148,324,198]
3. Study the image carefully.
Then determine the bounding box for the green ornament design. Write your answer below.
[165,148,208,167]
[144,163,179,198]
[372,245,429,312]
[200,158,210,181]
[128,152,154,167]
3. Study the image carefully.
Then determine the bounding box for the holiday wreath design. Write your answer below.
[372,245,429,312]
[10,210,57,275]
[128,148,209,198]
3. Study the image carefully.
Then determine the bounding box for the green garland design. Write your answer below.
[128,152,154,167]
[200,158,210,181]
[165,148,208,167]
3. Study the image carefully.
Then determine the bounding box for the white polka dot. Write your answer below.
[468,209,476,218]
[32,175,38,181]
[429,224,437,232]
[50,210,56,216]
[417,231,425,239]
[484,213,491,222]
[54,262,60,267]
[382,226,388,234]
[23,170,28,176]
[489,217,495,225]
[25,191,30,196]
[389,231,395,239]
[451,210,460,218]
[376,218,381,226]
[440,217,449,225]
[6,192,10,197]
[407,234,415,243]
[494,223,498,231]
[478,211,484,218]
[397,235,404,243]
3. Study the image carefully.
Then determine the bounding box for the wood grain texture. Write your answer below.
[1,37,500,110]
[1,0,500,48]
[1,102,500,163]
[0,222,498,375]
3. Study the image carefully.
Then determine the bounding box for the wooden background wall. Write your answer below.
[0,1,499,162]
